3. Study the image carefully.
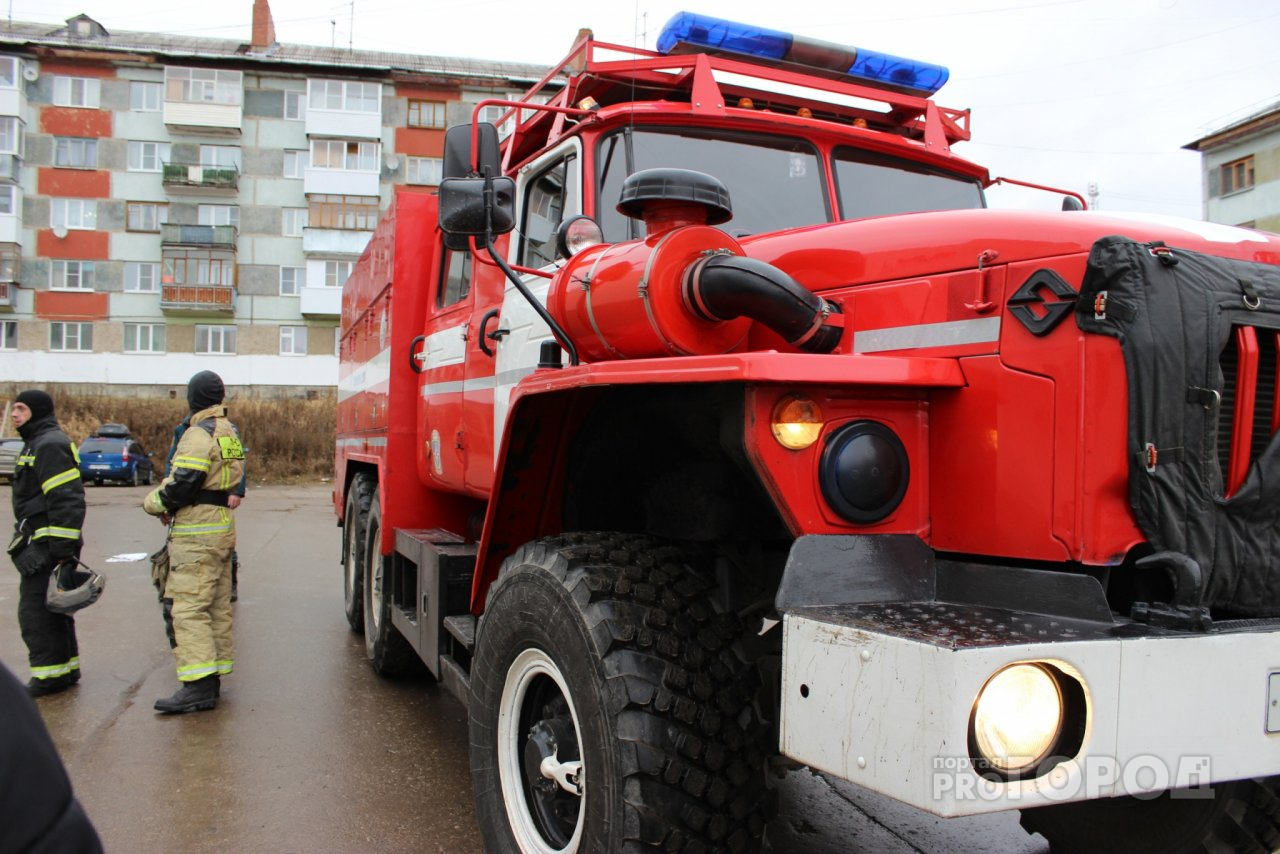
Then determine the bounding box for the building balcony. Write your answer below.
[0,154,20,184]
[163,101,242,135]
[162,161,239,194]
[302,227,373,255]
[0,86,20,119]
[300,285,341,317]
[305,109,382,140]
[160,284,237,315]
[161,223,238,249]
[304,167,379,198]
[0,281,12,311]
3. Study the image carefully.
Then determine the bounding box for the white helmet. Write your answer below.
[46,563,106,614]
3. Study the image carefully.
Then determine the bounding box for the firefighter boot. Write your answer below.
[154,675,219,714]
[26,672,76,698]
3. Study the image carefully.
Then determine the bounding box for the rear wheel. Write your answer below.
[361,487,419,676]
[342,475,373,633]
[470,532,771,853]
[142,465,152,486]
[129,465,140,487]
[1020,776,1280,853]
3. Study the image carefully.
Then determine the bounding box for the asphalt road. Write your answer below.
[0,483,1048,853]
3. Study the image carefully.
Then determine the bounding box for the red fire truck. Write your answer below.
[335,12,1280,852]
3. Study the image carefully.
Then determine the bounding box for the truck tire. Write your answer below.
[1020,775,1280,853]
[469,532,771,853]
[343,474,373,633]
[361,487,419,676]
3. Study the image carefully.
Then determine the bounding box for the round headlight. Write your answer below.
[555,215,604,259]
[818,420,908,524]
[771,394,823,450]
[971,663,1064,775]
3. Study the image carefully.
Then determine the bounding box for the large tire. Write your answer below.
[1020,776,1280,853]
[343,474,373,633]
[142,465,152,486]
[469,532,772,853]
[361,487,419,676]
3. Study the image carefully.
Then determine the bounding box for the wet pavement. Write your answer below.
[0,483,1046,853]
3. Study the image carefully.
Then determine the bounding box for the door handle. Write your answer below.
[478,309,509,357]
[409,334,426,374]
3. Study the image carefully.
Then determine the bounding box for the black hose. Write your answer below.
[685,254,842,353]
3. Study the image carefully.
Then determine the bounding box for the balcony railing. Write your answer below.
[160,223,238,249]
[160,284,237,314]
[162,161,239,193]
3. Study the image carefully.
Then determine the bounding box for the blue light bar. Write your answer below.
[656,12,950,97]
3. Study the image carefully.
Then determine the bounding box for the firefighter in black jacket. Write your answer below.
[7,390,86,698]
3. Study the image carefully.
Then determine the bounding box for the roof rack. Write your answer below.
[488,33,971,173]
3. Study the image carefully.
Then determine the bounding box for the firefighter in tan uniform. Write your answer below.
[143,371,245,713]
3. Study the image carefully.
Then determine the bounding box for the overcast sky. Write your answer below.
[5,0,1278,219]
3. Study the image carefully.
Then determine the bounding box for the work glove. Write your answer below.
[55,558,79,591]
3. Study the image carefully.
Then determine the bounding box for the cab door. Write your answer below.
[463,141,582,493]
[417,242,474,494]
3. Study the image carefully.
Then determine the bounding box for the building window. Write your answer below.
[164,251,235,286]
[407,99,446,129]
[199,145,241,169]
[283,149,307,178]
[280,325,308,355]
[53,137,98,168]
[0,58,16,88]
[195,324,236,354]
[165,67,242,106]
[0,186,13,216]
[308,194,378,230]
[50,321,93,351]
[406,156,443,186]
[0,320,15,351]
[284,90,304,120]
[198,205,240,228]
[51,260,95,290]
[128,141,170,172]
[52,76,100,108]
[126,202,166,232]
[130,81,162,111]
[125,261,160,292]
[0,117,20,154]
[308,79,380,113]
[324,260,354,288]
[124,323,165,353]
[280,266,305,296]
[310,139,380,172]
[50,199,97,230]
[282,208,308,236]
[1220,156,1255,196]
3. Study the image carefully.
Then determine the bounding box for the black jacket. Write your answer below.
[0,663,102,853]
[11,413,85,561]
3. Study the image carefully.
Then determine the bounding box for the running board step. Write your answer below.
[444,614,475,653]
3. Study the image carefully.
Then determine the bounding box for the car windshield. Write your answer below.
[597,128,828,242]
[832,147,985,219]
[80,439,124,454]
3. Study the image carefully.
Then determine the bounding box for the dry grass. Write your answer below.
[13,396,336,484]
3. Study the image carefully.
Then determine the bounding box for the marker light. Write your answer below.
[771,394,823,450]
[656,12,950,96]
[971,664,1064,774]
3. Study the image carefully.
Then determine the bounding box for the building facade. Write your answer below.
[1184,100,1280,234]
[0,7,548,397]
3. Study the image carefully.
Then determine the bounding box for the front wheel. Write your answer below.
[469,533,771,853]
[1020,776,1280,853]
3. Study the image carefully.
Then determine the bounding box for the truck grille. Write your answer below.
[1218,325,1279,496]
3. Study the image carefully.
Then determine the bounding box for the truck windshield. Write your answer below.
[833,147,984,219]
[597,128,828,241]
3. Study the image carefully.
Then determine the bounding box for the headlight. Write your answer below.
[971,663,1064,775]
[555,215,604,259]
[818,420,908,524]
[771,394,823,450]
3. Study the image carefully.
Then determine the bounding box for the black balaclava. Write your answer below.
[15,390,54,422]
[187,371,226,412]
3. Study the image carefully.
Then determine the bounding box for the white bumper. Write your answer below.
[780,606,1280,817]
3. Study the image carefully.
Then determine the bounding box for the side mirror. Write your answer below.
[443,122,501,180]
[439,176,516,241]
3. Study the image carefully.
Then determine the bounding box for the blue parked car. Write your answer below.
[78,428,156,486]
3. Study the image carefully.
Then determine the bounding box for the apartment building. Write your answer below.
[0,4,550,397]
[1184,100,1280,234]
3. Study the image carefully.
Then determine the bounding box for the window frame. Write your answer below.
[195,324,237,355]
[284,90,305,120]
[1220,156,1255,196]
[123,322,165,354]
[124,261,160,293]
[130,81,162,111]
[308,194,379,230]
[282,207,308,237]
[164,67,243,106]
[126,201,167,233]
[283,149,307,179]
[127,140,170,172]
[309,139,380,172]
[53,136,98,169]
[279,325,308,356]
[49,321,93,352]
[406,156,443,186]
[308,79,381,114]
[50,259,95,291]
[324,260,353,288]
[197,204,240,228]
[52,76,101,108]
[407,99,446,129]
[280,266,305,296]
[50,198,98,230]
[0,319,15,351]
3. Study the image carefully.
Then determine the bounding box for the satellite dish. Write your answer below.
[21,64,38,82]
[52,224,68,239]
[385,154,401,170]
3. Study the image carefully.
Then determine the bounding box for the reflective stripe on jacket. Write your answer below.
[11,414,85,560]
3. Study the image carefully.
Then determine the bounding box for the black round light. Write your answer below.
[819,420,909,524]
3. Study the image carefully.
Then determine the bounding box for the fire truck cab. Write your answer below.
[336,13,1280,853]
